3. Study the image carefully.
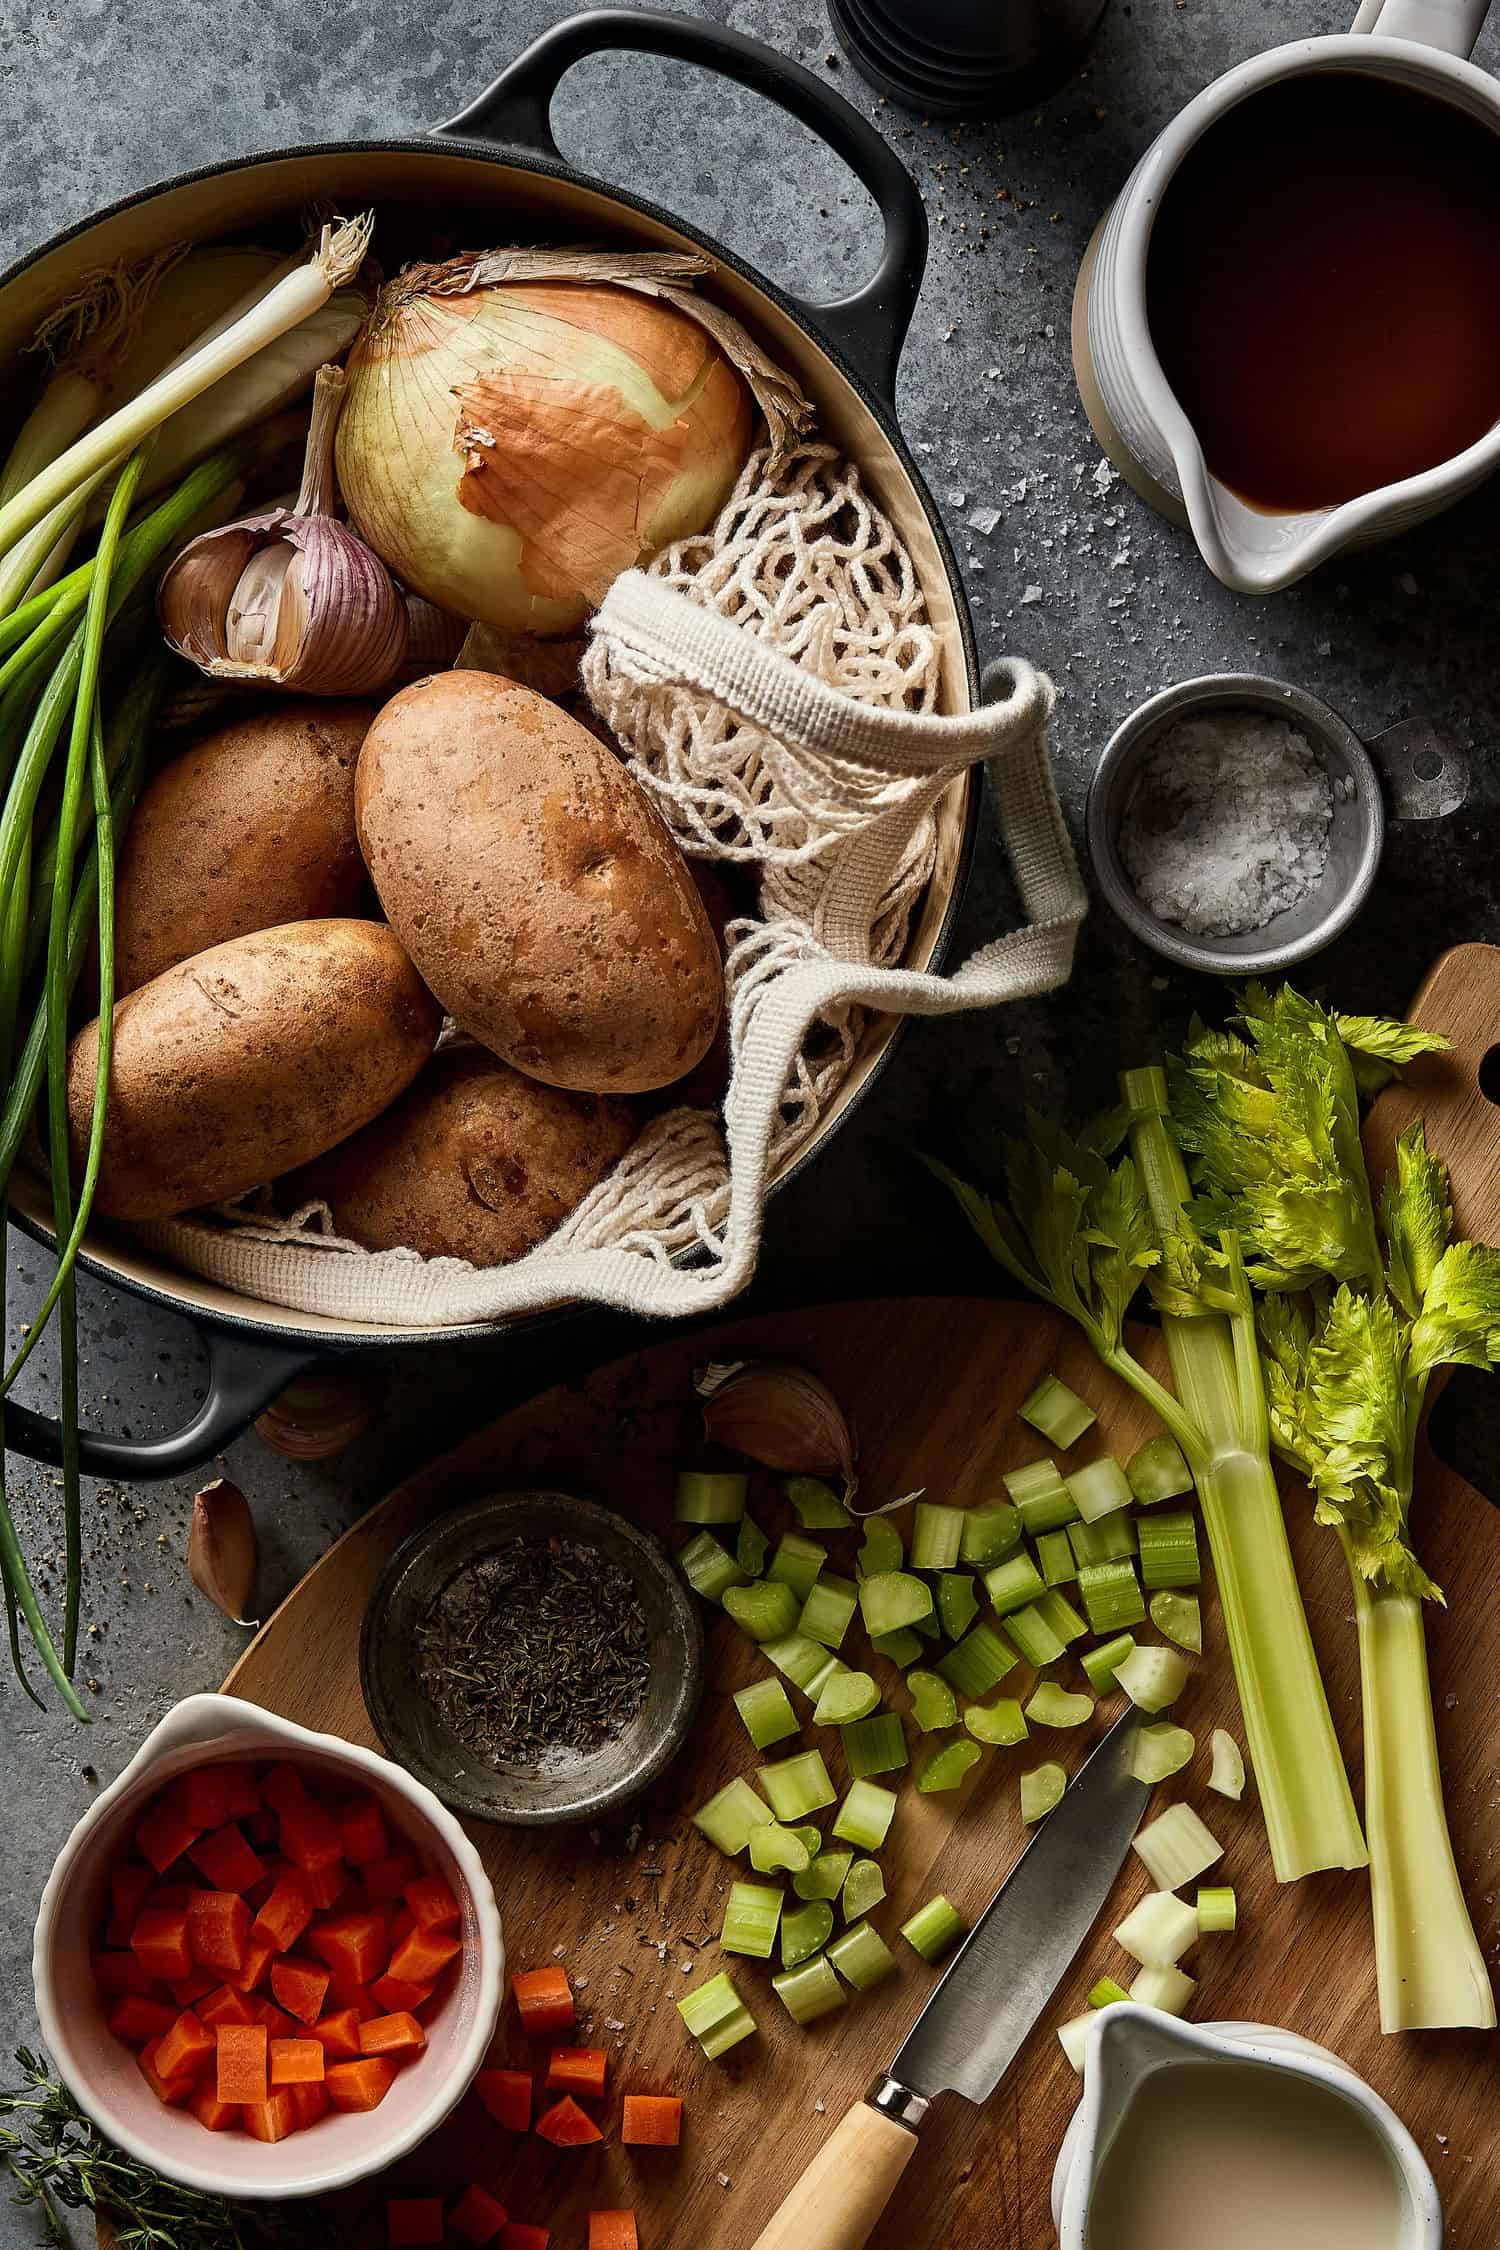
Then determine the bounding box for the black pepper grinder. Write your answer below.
[829,0,1110,117]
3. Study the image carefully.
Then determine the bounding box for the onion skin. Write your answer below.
[336,274,751,637]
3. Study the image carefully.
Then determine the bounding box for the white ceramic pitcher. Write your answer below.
[1073,0,1498,592]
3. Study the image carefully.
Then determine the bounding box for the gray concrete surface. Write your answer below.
[2,0,1500,2234]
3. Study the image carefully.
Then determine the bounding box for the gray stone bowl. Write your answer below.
[360,1490,703,1827]
[1085,673,1384,975]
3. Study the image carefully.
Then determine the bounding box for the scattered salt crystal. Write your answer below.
[967,505,1002,536]
[947,487,967,506]
[717,2174,732,2189]
[604,2017,626,2032]
[1091,459,1117,493]
[551,1944,566,1958]
[1021,584,1044,605]
[1398,572,1420,595]
[814,2099,827,2114]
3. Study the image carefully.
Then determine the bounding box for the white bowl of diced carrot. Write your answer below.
[32,1692,503,2198]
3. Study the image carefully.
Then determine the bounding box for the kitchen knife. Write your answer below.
[748,1711,1150,2250]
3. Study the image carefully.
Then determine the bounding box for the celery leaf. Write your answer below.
[1408,1240,1500,1379]
[1381,1121,1453,1319]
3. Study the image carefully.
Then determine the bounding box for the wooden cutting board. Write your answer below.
[198,948,1500,2247]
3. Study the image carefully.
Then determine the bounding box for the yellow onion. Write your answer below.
[334,249,784,637]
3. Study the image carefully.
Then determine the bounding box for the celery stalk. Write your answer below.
[899,1896,966,1961]
[827,1920,896,1990]
[935,1572,979,1640]
[958,1503,1023,1568]
[812,1667,880,1727]
[840,1713,907,1778]
[917,1739,983,1792]
[772,1954,845,2024]
[964,1694,1028,1746]
[733,1677,799,1750]
[749,1822,812,1875]
[721,1880,783,1958]
[910,1503,964,1571]
[792,1847,852,1902]
[780,1898,834,1968]
[841,1857,886,1921]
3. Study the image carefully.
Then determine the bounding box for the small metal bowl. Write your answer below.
[1086,673,1384,975]
[360,1490,703,1828]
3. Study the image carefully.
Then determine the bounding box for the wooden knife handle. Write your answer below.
[748,2099,920,2250]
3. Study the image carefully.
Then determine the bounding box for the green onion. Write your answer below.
[1024,1681,1093,1729]
[964,1695,1028,1747]
[678,1531,748,1603]
[768,1531,825,1601]
[936,1572,979,1641]
[772,1954,845,2025]
[1035,1588,1088,1646]
[1149,1591,1202,1653]
[799,1573,859,1650]
[937,1622,1017,1699]
[908,1668,959,1732]
[982,1552,1046,1615]
[812,1667,879,1726]
[1128,1721,1195,1783]
[841,1857,886,1921]
[1005,1461,1078,1536]
[856,1570,932,1638]
[916,1739,983,1792]
[675,1468,748,1524]
[870,1625,923,1666]
[841,1712,907,1779]
[736,1514,769,1575]
[723,1580,801,1642]
[760,1748,837,1822]
[1065,1457,1133,1524]
[749,1822,813,1875]
[1128,1963,1195,2015]
[1020,1761,1067,1823]
[959,1503,1023,1568]
[1057,2014,1100,2074]
[792,1847,853,1902]
[1019,1374,1096,1449]
[1113,1888,1200,1967]
[1069,1514,1137,1568]
[1077,1558,1146,1635]
[857,1515,904,1577]
[732,1676,800,1750]
[1127,1434,1195,1505]
[1080,1632,1137,1695]
[1089,1976,1131,2008]
[678,1970,757,2058]
[1137,1509,1201,1590]
[1209,1728,1246,1800]
[721,1880,784,1958]
[899,1896,966,1962]
[827,1920,896,1991]
[832,1777,897,1849]
[1197,1884,1238,1934]
[780,1898,834,1967]
[1035,1529,1077,1587]
[910,1502,964,1572]
[693,1776,774,1856]
[763,1632,829,1693]
[1115,1643,1189,1712]
[786,1475,853,1530]
[1133,1803,1223,1889]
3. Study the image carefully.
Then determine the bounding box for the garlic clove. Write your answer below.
[255,1366,383,1460]
[187,1477,258,1625]
[698,1360,857,1493]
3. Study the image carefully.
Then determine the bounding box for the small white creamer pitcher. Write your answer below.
[1073,0,1498,592]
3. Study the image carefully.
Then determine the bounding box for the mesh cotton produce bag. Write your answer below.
[137,445,1086,1326]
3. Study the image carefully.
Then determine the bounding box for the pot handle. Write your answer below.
[3,1327,325,1481]
[1350,0,1491,57]
[434,7,928,400]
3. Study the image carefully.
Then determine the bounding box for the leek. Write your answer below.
[812,1668,879,1727]
[1020,1762,1067,1823]
[827,1920,896,1990]
[693,1777,773,1857]
[733,1677,800,1750]
[1209,1728,1246,1801]
[1149,1592,1202,1653]
[1114,1644,1188,1712]
[935,1571,979,1640]
[840,1713,907,1779]
[721,1880,783,1958]
[841,1857,886,1921]
[1127,1434,1195,1505]
[1024,1682,1093,1729]
[982,1552,1046,1615]
[937,1622,1017,1699]
[917,1738,983,1790]
[674,1468,747,1524]
[1133,1803,1223,1889]
[856,1515,904,1577]
[1019,1374,1096,1448]
[1077,1558,1146,1635]
[910,1502,964,1571]
[678,1971,756,2058]
[786,1475,853,1530]
[959,1502,1023,1568]
[768,1531,825,1601]
[1065,1457,1133,1524]
[759,1749,836,1822]
[964,1694,1028,1746]
[1113,1889,1199,1967]
[899,1896,966,1961]
[1128,1722,1195,1784]
[1197,1884,1238,1934]
[780,1898,834,1967]
[723,1581,799,1642]
[1128,1963,1195,2016]
[1136,1509,1200,1589]
[1080,1633,1137,1695]
[1005,1603,1067,1669]
[749,1822,813,1875]
[832,1778,897,1848]
[792,1847,852,1902]
[772,1954,845,2025]
[908,1669,959,1732]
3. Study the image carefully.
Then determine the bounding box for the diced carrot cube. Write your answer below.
[280,1799,343,1874]
[534,2096,603,2148]
[270,2037,326,2085]
[168,1972,218,2007]
[260,1762,310,1815]
[304,1861,348,1912]
[198,1984,256,2028]
[325,2056,395,2112]
[243,2088,299,2143]
[499,2230,549,2250]
[271,1959,330,2024]
[309,1914,387,1987]
[226,1935,275,1994]
[248,1997,297,2039]
[190,1823,267,1894]
[131,1907,193,1982]
[336,1796,388,1867]
[91,1950,164,1999]
[107,1995,178,2047]
[188,1891,252,1978]
[450,2185,510,2247]
[309,2008,363,2059]
[587,2215,638,2250]
[138,2038,196,2106]
[216,2021,268,2106]
[390,1928,460,1986]
[142,1881,194,1912]
[358,2011,425,2059]
[220,1766,262,1821]
[475,2069,531,2132]
[245,1808,280,1849]
[288,2080,331,2130]
[404,1876,460,1930]
[107,1862,154,1945]
[388,1906,417,1949]
[369,1973,432,2015]
[387,2199,445,2247]
[189,2088,241,2132]
[156,2009,216,2083]
[363,1852,419,1903]
[135,1800,201,1876]
[251,1873,314,1954]
[511,1967,574,2037]
[619,2094,682,2147]
[545,2048,606,2100]
[173,1769,232,1832]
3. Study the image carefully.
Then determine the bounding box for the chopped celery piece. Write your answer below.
[768,1531,826,1602]
[675,1469,748,1524]
[841,1712,908,1778]
[936,1571,979,1641]
[1020,1761,1067,1823]
[806,1654,850,1702]
[678,1531,749,1603]
[833,1777,898,1848]
[793,1846,853,1902]
[964,1694,1028,1746]
[721,1880,783,1958]
[723,1580,801,1642]
[786,1475,853,1531]
[910,1502,964,1572]
[1065,1456,1133,1524]
[937,1622,1017,1698]
[1019,1374,1096,1449]
[827,1920,896,1990]
[871,1626,923,1667]
[790,1823,824,1859]
[1077,1558,1146,1634]
[1006,1603,1067,1669]
[693,1776,774,1856]
[733,1676,800,1750]
[1113,1888,1200,1967]
[1133,1803,1223,1889]
[1128,1962,1195,2015]
[1007,1463,1078,1536]
[1025,1681,1093,1729]
[1197,1884,1237,1935]
[1089,1976,1131,2008]
[908,1668,959,1732]
[780,1897,834,1967]
[1126,1434,1195,1506]
[841,1857,886,1921]
[1035,1588,1088,1646]
[1128,1721,1195,1783]
[1149,1591,1202,1653]
[913,1611,942,1641]
[1209,1728,1246,1801]
[813,1667,879,1726]
[982,1551,1046,1615]
[959,1502,1023,1568]
[763,1631,832,1693]
[857,1570,933,1637]
[900,1895,967,1962]
[678,1969,756,2058]
[916,1739,983,1792]
[1058,2014,1100,2074]
[799,1573,859,1650]
[1068,1514,1137,1568]
[1081,1632,1137,1695]
[772,1954,845,2025]
[1036,1529,1077,1587]
[1115,1643,1189,1713]
[736,1515,769,1576]
[749,1822,813,1874]
[1136,1509,1201,1590]
[857,1515,905,1578]
[760,1748,837,1822]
